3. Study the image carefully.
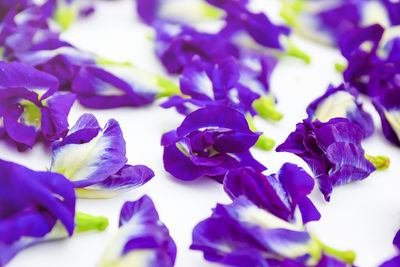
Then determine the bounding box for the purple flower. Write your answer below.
[0,158,75,266]
[154,22,236,74]
[191,196,354,266]
[224,163,321,224]
[15,43,96,90]
[71,62,179,109]
[50,113,154,198]
[0,3,61,60]
[100,195,176,267]
[276,118,376,201]
[307,83,374,138]
[161,106,266,182]
[161,54,282,123]
[0,62,75,150]
[161,55,257,115]
[282,1,393,47]
[207,0,290,50]
[373,88,400,146]
[340,24,385,95]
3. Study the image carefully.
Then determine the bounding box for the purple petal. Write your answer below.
[41,93,76,141]
[101,195,176,267]
[50,115,127,188]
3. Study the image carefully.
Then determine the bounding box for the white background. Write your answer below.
[3,1,400,266]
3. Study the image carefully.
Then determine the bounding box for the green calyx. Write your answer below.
[286,40,311,64]
[156,76,181,98]
[246,113,275,151]
[311,234,356,264]
[54,5,76,30]
[335,62,347,73]
[252,95,283,122]
[75,212,109,233]
[96,57,132,67]
[365,154,391,170]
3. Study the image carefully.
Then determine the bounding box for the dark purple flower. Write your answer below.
[307,83,374,138]
[0,62,75,150]
[191,196,354,266]
[0,158,75,266]
[282,0,393,47]
[207,0,290,50]
[276,118,376,201]
[372,87,400,146]
[100,195,176,267]
[161,54,282,123]
[0,3,60,60]
[161,106,266,182]
[339,24,386,95]
[224,163,320,224]
[50,113,154,198]
[161,55,257,115]
[71,63,179,109]
[15,43,96,90]
[154,22,237,74]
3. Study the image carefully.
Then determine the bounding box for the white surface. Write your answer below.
[3,1,400,267]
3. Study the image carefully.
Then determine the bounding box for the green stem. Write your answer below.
[75,212,109,233]
[286,40,311,64]
[312,234,356,264]
[156,76,181,98]
[365,154,390,170]
[252,95,284,122]
[246,114,276,151]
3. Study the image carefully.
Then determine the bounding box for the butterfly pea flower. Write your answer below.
[15,41,96,90]
[372,88,400,147]
[224,163,321,225]
[281,0,394,47]
[160,55,280,149]
[135,0,223,26]
[161,106,266,182]
[50,113,154,198]
[100,195,176,267]
[191,196,355,267]
[160,52,281,116]
[307,83,374,138]
[71,60,180,109]
[0,62,75,150]
[339,24,385,95]
[153,22,236,74]
[0,2,61,61]
[276,118,376,201]
[206,0,289,50]
[0,158,110,266]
